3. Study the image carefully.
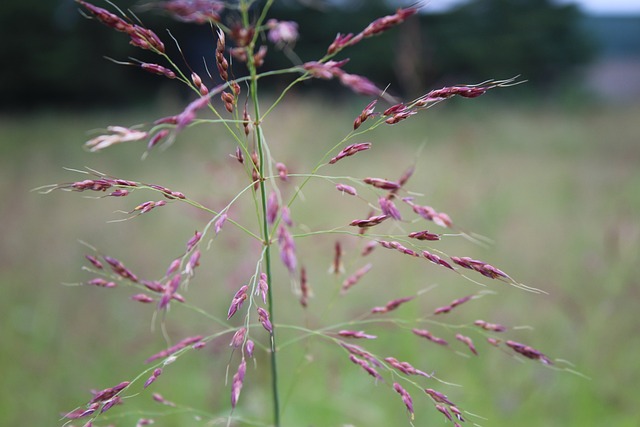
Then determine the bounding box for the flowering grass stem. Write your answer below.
[47,2,566,425]
[243,0,281,423]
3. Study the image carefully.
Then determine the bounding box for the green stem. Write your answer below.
[256,124,280,427]
[242,1,280,425]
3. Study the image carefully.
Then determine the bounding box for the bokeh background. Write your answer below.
[1,0,639,426]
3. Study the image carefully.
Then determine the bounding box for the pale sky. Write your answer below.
[423,0,640,14]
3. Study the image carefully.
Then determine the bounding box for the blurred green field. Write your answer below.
[1,98,639,426]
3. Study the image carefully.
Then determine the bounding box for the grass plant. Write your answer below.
[4,1,637,426]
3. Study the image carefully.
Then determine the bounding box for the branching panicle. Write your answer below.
[50,3,556,427]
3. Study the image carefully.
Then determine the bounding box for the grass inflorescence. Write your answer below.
[38,2,579,426]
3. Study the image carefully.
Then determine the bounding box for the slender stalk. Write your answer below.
[256,124,281,427]
[241,1,280,425]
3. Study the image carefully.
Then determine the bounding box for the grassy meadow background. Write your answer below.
[1,95,639,426]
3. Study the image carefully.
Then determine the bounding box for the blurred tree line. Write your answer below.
[1,0,595,110]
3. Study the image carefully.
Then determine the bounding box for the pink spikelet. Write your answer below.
[329,142,372,164]
[276,162,288,181]
[330,241,344,275]
[84,126,148,152]
[385,357,430,378]
[145,336,203,363]
[450,256,512,281]
[221,90,235,113]
[245,340,255,358]
[76,1,130,32]
[257,307,273,334]
[185,249,200,276]
[131,200,167,215]
[425,388,455,406]
[230,327,247,348]
[417,78,521,105]
[326,7,417,54]
[227,285,248,320]
[214,213,227,234]
[363,177,400,190]
[340,342,381,367]
[362,240,377,256]
[166,258,180,276]
[108,188,129,197]
[436,404,453,422]
[186,230,202,252]
[361,7,418,38]
[487,337,502,347]
[144,368,163,388]
[154,0,224,24]
[379,197,402,220]
[128,25,166,53]
[277,225,297,273]
[303,60,384,97]
[63,402,99,420]
[402,197,453,227]
[192,340,207,350]
[385,110,417,125]
[353,100,377,130]
[253,45,268,68]
[348,355,383,381]
[412,328,449,346]
[190,71,209,95]
[104,255,138,282]
[338,330,377,339]
[242,107,252,136]
[335,183,358,196]
[396,166,415,190]
[327,32,355,54]
[408,230,441,241]
[340,74,382,97]
[267,191,279,225]
[434,294,474,315]
[506,340,553,365]
[152,392,176,407]
[267,19,299,45]
[281,206,293,227]
[85,254,103,269]
[299,266,310,307]
[474,320,507,332]
[88,381,130,405]
[86,278,116,288]
[393,382,415,419]
[158,273,181,310]
[383,103,406,116]
[455,333,478,355]
[170,95,211,132]
[77,1,166,53]
[371,296,414,314]
[148,129,170,150]
[141,63,176,79]
[341,263,372,293]
[230,358,247,408]
[303,59,349,80]
[215,28,229,81]
[257,272,268,304]
[349,214,388,228]
[450,405,465,423]
[98,396,123,414]
[422,250,455,270]
[131,293,154,303]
